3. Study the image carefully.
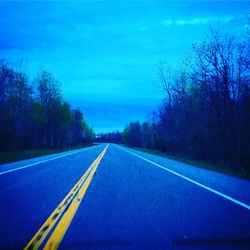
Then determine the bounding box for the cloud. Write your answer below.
[161,19,173,26]
[162,15,238,26]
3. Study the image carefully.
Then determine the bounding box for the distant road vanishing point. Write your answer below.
[0,144,250,249]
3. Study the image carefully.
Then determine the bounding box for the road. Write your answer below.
[0,143,250,250]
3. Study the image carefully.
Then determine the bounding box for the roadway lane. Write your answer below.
[0,144,250,249]
[0,144,106,249]
[115,145,250,206]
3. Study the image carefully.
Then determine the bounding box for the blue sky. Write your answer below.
[0,1,249,132]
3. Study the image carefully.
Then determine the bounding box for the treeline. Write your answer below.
[96,122,158,149]
[0,60,94,151]
[97,30,250,173]
[96,132,123,144]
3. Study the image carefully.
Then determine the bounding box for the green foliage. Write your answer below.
[120,29,250,175]
[31,102,47,125]
[0,62,94,151]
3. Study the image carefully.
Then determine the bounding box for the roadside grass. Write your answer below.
[122,145,250,180]
[0,144,94,165]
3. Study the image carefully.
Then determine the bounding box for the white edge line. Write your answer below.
[0,145,102,176]
[116,145,250,210]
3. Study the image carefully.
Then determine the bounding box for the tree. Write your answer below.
[0,60,33,150]
[155,29,250,171]
[70,109,85,145]
[118,27,249,173]
[0,60,95,151]
[35,69,62,147]
[123,122,142,147]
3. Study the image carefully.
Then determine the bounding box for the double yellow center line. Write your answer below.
[25,145,108,250]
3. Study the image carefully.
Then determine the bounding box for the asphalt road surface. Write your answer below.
[0,144,250,250]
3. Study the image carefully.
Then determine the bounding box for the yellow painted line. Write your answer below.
[24,164,95,250]
[24,145,108,250]
[44,145,108,250]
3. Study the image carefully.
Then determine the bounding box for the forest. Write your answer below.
[0,60,94,151]
[97,30,250,174]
